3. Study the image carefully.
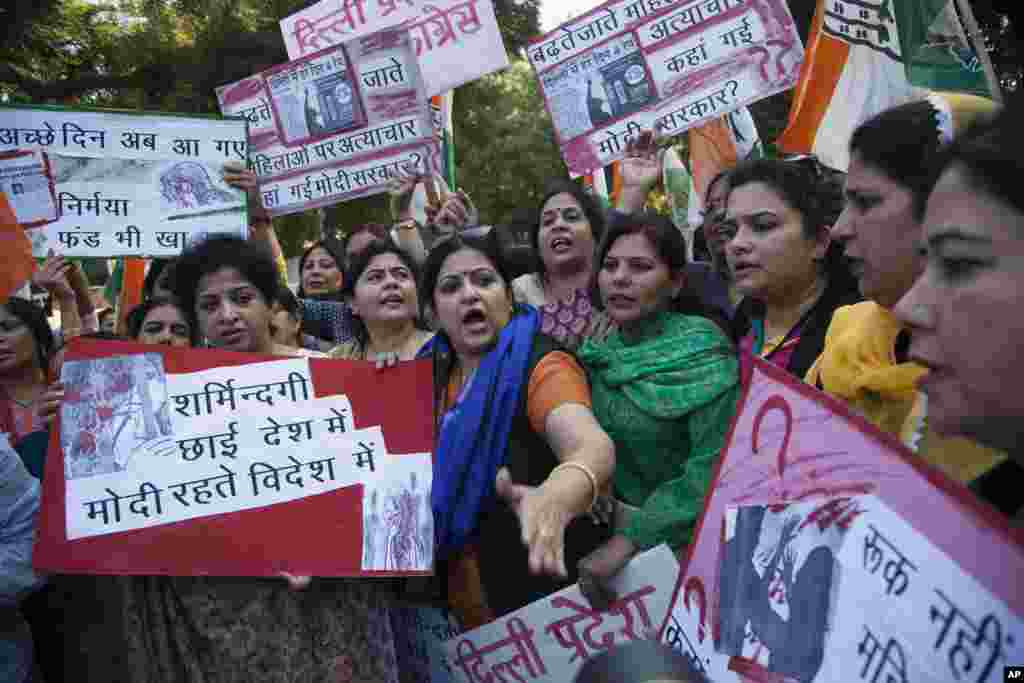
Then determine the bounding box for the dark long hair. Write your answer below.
[591,212,727,331]
[532,180,607,280]
[126,297,199,347]
[1,297,55,375]
[170,235,279,328]
[296,240,345,300]
[341,240,425,347]
[849,100,944,221]
[933,94,1023,217]
[725,157,857,294]
[419,232,515,323]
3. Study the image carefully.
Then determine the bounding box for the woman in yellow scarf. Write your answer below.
[806,94,1003,484]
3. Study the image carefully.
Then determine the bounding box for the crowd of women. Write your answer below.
[2,91,1022,683]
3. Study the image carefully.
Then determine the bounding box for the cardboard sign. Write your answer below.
[661,356,1024,682]
[34,338,435,577]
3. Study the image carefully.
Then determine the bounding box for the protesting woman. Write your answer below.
[126,297,198,348]
[87,235,399,683]
[575,213,739,607]
[510,135,666,351]
[330,241,433,362]
[420,234,614,628]
[894,97,1024,518]
[511,181,616,350]
[807,96,1004,485]
[722,157,860,378]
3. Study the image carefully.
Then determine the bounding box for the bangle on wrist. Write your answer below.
[549,461,599,513]
[395,219,420,231]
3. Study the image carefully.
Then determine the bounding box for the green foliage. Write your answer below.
[452,60,566,226]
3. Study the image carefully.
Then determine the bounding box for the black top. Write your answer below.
[731,277,862,380]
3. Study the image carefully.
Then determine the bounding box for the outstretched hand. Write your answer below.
[495,466,574,579]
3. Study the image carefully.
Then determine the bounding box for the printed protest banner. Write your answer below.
[0,105,248,257]
[217,26,441,217]
[34,337,434,576]
[441,545,679,683]
[661,356,1024,682]
[528,0,803,177]
[279,0,508,98]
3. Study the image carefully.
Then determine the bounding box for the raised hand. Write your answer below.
[32,252,75,302]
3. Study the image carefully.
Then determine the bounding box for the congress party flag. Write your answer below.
[777,0,988,171]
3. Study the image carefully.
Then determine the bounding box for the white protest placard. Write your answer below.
[0,105,248,256]
[217,26,441,217]
[661,357,1024,682]
[528,0,803,177]
[279,0,509,97]
[442,545,679,682]
[57,352,433,574]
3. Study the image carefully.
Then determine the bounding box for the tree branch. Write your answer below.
[0,62,150,100]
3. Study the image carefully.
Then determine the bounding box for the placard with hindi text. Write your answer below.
[661,356,1024,682]
[216,26,441,217]
[0,105,249,257]
[33,338,435,577]
[528,0,803,177]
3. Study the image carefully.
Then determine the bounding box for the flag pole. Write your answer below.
[954,0,1004,104]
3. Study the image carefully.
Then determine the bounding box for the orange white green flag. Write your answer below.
[778,0,989,170]
[0,193,36,302]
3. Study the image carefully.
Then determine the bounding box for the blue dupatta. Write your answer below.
[421,305,539,557]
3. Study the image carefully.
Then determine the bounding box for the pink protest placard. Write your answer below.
[528,0,803,177]
[661,356,1024,682]
[215,26,442,217]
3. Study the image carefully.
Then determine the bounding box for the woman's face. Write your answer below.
[433,248,513,360]
[598,232,682,328]
[137,304,192,347]
[831,152,922,308]
[350,253,419,327]
[724,181,828,303]
[539,193,595,274]
[895,165,1024,456]
[301,246,342,296]
[195,267,273,353]
[0,306,38,376]
[269,302,301,347]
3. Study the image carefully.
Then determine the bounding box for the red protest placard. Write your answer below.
[661,355,1024,682]
[34,337,434,577]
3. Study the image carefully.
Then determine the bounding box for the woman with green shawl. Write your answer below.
[575,212,740,607]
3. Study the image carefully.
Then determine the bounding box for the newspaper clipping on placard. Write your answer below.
[528,0,804,177]
[0,106,248,257]
[217,26,440,217]
[279,0,509,97]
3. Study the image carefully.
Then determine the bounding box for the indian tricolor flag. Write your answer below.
[778,0,990,170]
[0,193,35,302]
[431,93,456,189]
